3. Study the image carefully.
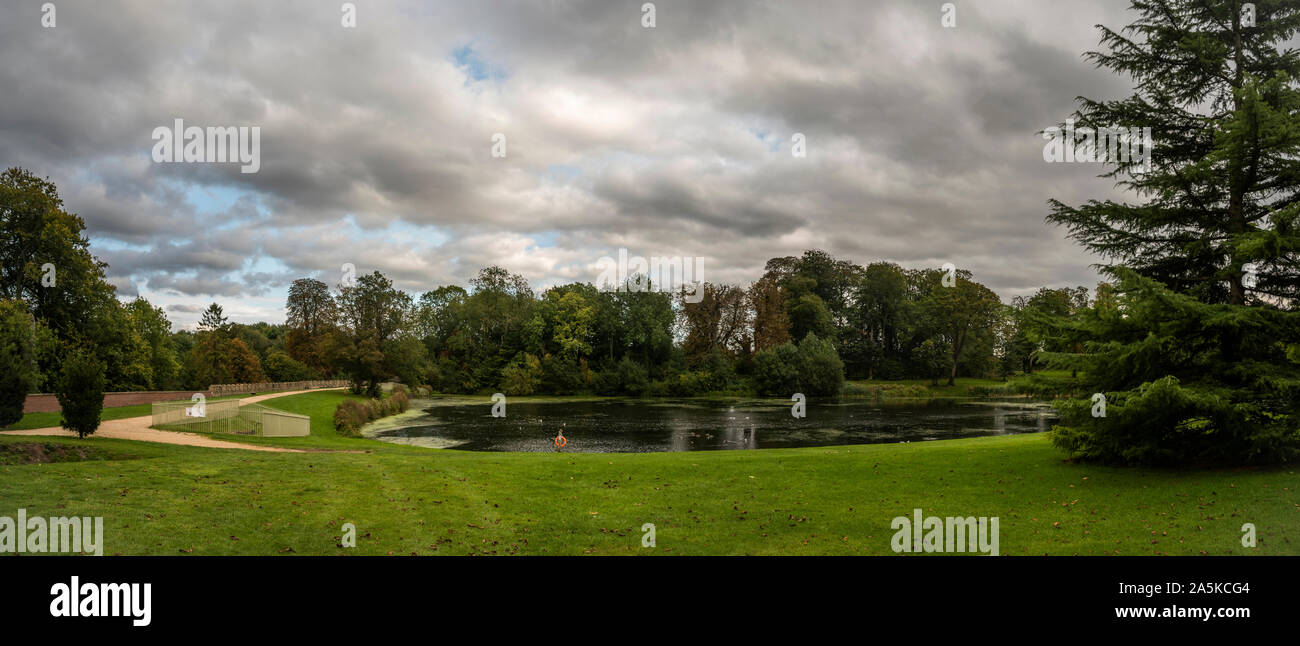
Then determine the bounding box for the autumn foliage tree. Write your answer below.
[188,303,266,386]
[285,277,338,374]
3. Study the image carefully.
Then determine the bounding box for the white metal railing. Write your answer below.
[150,400,310,437]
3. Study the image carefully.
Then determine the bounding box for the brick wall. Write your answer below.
[22,390,212,414]
[207,380,348,397]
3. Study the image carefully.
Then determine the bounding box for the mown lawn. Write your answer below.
[847,377,1007,398]
[0,425,1294,555]
[846,371,1084,398]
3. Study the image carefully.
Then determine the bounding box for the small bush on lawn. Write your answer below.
[57,350,107,439]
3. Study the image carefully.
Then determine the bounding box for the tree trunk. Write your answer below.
[1227,9,1247,308]
[1228,201,1247,306]
[948,332,962,386]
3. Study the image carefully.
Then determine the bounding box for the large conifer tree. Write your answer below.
[1045,1,1300,465]
[1048,0,1300,305]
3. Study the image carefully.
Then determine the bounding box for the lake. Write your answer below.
[363,397,1058,453]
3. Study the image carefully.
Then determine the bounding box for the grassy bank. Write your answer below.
[0,428,1293,555]
[846,377,1008,399]
[845,371,1085,399]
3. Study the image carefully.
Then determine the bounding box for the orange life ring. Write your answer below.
[554,434,567,448]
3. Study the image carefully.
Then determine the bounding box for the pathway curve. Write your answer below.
[0,388,346,453]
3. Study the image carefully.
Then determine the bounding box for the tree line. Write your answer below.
[270,252,1096,399]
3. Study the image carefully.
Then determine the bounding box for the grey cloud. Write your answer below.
[0,0,1138,323]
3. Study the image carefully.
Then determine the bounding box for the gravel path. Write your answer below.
[0,389,345,452]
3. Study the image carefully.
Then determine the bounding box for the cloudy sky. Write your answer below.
[1,0,1138,328]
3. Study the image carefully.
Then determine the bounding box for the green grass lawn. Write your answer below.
[1,423,1294,555]
[846,371,1083,399]
[847,377,1007,398]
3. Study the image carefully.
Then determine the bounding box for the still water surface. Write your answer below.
[365,398,1057,453]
